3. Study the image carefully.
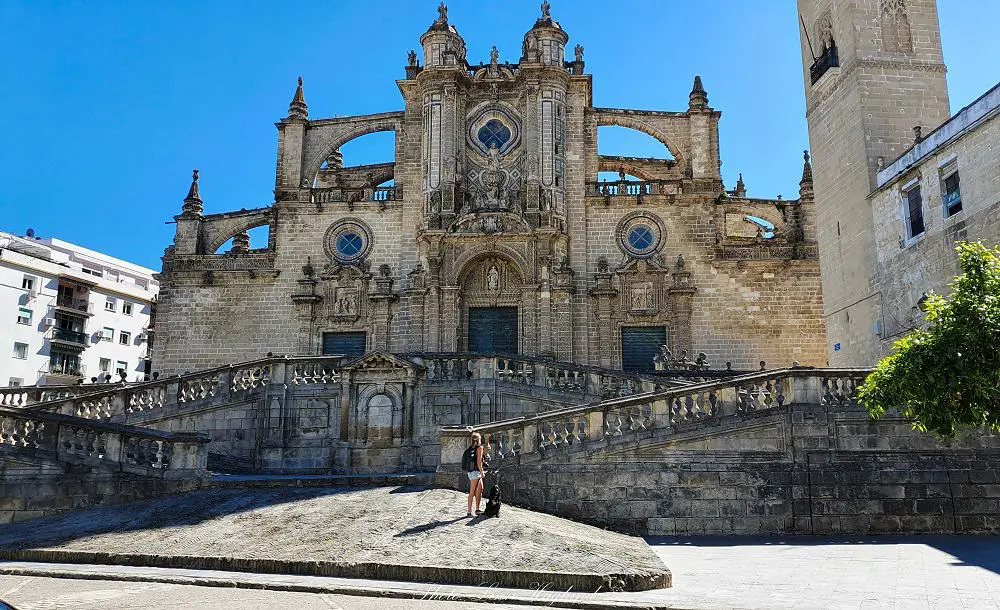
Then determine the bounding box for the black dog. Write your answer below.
[483,484,502,518]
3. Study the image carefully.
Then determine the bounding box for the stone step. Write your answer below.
[210,472,436,489]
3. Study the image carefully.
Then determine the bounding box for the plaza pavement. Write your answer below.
[1,535,998,609]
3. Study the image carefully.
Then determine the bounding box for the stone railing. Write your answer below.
[19,356,349,423]
[311,186,401,205]
[410,352,702,399]
[0,384,119,408]
[438,368,871,471]
[0,406,210,478]
[584,180,680,200]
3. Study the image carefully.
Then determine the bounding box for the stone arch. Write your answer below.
[452,245,530,287]
[202,211,274,255]
[595,115,684,165]
[303,116,404,186]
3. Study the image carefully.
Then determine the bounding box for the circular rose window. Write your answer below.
[617,212,665,259]
[324,220,372,264]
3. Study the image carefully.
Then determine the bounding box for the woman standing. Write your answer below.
[464,432,485,517]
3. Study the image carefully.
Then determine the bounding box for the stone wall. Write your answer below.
[870,99,1000,352]
[487,404,1000,535]
[0,452,205,523]
[798,0,951,366]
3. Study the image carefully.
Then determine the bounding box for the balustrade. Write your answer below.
[544,366,587,393]
[127,386,166,414]
[180,373,218,403]
[0,406,208,477]
[232,364,271,392]
[495,358,533,384]
[425,356,473,381]
[440,368,871,470]
[312,186,401,205]
[292,360,342,384]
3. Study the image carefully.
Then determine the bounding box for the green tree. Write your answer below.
[859,241,1000,436]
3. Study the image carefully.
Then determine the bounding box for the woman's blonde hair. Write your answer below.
[471,431,482,445]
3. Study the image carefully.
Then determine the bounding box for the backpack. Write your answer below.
[462,445,479,471]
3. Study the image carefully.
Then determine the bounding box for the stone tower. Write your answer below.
[796,0,950,366]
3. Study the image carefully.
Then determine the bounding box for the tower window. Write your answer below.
[903,183,925,240]
[941,168,962,218]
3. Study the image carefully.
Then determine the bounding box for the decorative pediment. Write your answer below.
[342,350,422,373]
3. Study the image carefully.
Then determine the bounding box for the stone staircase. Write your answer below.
[437,367,1000,536]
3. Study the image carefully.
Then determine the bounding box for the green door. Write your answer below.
[621,326,666,372]
[468,307,518,355]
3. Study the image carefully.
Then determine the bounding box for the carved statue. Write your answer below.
[490,45,499,66]
[574,44,584,62]
[619,168,626,181]
[541,0,550,18]
[408,50,417,66]
[437,2,448,23]
[597,256,609,273]
[487,265,500,291]
[676,253,685,271]
[379,263,391,278]
[482,142,505,205]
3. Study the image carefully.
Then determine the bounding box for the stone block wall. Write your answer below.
[492,405,1000,535]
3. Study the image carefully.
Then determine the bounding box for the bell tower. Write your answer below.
[796,0,950,366]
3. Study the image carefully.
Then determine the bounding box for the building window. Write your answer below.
[903,183,925,239]
[99,358,111,373]
[119,331,131,345]
[105,297,116,312]
[136,279,148,290]
[942,168,962,218]
[617,212,666,259]
[8,378,23,388]
[82,268,102,277]
[17,308,32,325]
[101,327,114,342]
[116,361,128,376]
[477,119,512,150]
[13,342,28,359]
[22,276,35,291]
[122,302,133,316]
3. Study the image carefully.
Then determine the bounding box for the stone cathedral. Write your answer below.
[153,3,827,377]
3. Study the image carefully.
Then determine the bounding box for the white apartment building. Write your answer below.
[0,230,159,387]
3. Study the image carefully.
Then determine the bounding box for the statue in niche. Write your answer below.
[574,44,584,62]
[487,265,500,291]
[408,50,417,66]
[482,142,505,207]
[335,291,357,315]
[490,45,499,66]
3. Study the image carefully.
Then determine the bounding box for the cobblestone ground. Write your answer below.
[0,486,665,583]
[0,575,542,609]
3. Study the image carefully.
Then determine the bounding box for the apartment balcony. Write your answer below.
[54,295,94,316]
[40,362,87,382]
[51,328,89,348]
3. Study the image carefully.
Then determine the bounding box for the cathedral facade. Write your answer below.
[153,3,826,377]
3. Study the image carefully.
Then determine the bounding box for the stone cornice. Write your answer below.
[806,58,947,117]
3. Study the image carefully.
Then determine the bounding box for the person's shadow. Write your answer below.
[393,517,468,537]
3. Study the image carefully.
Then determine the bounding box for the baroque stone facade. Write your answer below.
[153,4,825,377]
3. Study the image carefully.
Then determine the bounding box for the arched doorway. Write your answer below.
[458,255,523,355]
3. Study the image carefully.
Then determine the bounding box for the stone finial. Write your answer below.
[913,125,923,144]
[182,169,203,216]
[676,253,685,271]
[379,263,391,278]
[689,75,708,111]
[288,76,308,120]
[734,173,746,198]
[436,2,448,24]
[597,256,609,273]
[302,256,315,278]
[574,44,584,62]
[541,0,551,18]
[230,231,250,253]
[408,50,418,67]
[799,150,814,196]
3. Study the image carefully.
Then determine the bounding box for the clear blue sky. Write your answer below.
[1,1,997,269]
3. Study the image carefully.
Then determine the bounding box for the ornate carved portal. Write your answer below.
[589,255,696,370]
[457,255,525,352]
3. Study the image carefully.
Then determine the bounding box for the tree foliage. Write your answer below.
[859,241,1000,436]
